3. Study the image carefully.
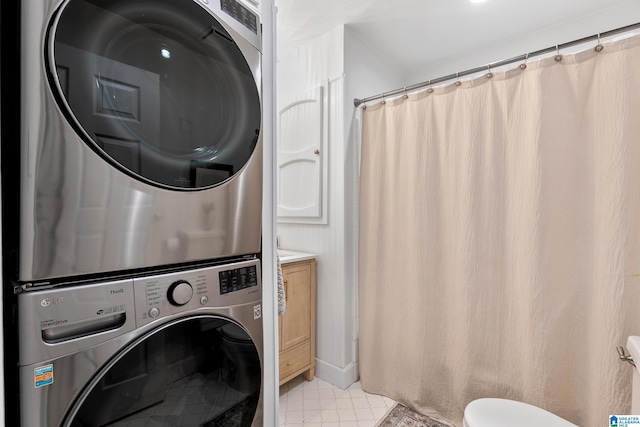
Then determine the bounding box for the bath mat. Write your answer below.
[376,403,453,427]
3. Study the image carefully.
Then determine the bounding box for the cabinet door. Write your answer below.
[279,262,312,352]
[277,84,327,223]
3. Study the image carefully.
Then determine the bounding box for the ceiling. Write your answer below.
[275,0,639,79]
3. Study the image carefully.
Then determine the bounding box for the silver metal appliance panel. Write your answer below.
[133,259,262,328]
[19,0,263,283]
[18,260,263,427]
[18,278,137,366]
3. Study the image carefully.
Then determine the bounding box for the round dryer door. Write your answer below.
[48,0,261,189]
[65,316,262,426]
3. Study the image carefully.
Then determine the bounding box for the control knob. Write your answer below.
[167,280,193,306]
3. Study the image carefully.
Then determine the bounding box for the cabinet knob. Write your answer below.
[314,149,320,155]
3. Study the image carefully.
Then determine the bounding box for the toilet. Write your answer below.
[463,398,578,427]
[463,336,640,427]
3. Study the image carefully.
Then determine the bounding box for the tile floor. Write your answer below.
[279,375,397,426]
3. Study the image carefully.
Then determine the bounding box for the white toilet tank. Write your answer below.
[626,336,640,413]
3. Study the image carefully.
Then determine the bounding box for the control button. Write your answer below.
[167,280,193,306]
[200,296,209,305]
[219,271,229,294]
[149,307,160,318]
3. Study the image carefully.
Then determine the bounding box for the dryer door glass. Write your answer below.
[49,0,261,189]
[67,317,261,426]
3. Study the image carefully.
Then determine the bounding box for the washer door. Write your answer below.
[65,317,262,426]
[48,0,261,189]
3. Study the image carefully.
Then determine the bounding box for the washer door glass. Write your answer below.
[67,317,261,426]
[49,0,261,189]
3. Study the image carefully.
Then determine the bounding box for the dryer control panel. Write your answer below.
[133,259,261,327]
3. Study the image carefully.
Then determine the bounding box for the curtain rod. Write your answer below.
[353,21,640,108]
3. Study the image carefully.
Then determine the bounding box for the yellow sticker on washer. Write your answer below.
[34,364,54,388]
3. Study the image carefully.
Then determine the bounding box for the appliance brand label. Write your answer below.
[40,319,68,329]
[96,304,125,315]
[40,297,64,307]
[34,364,54,388]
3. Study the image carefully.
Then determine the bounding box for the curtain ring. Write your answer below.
[555,44,563,62]
[455,72,462,86]
[381,92,386,104]
[486,64,493,79]
[595,33,604,52]
[519,52,529,70]
[427,79,434,94]
[403,86,409,99]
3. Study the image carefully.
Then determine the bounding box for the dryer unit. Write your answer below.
[12,0,263,284]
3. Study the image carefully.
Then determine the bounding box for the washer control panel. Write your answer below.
[133,259,261,327]
[219,265,258,294]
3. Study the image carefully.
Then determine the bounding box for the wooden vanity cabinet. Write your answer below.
[278,258,316,385]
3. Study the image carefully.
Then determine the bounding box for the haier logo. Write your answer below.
[110,289,124,295]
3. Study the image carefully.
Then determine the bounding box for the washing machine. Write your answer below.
[17,258,263,426]
[7,0,263,286]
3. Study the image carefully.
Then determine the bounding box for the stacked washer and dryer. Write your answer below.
[2,0,265,425]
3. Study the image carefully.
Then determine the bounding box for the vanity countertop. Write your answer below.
[277,249,317,264]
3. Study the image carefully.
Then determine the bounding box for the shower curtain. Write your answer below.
[359,34,640,427]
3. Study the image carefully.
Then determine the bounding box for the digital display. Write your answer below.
[219,265,258,294]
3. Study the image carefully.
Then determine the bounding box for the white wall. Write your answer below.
[343,27,405,383]
[277,28,344,103]
[405,0,640,87]
[277,26,353,387]
[276,24,404,388]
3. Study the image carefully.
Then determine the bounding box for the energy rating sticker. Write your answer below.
[34,364,54,388]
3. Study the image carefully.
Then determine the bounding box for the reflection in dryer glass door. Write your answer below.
[70,318,260,426]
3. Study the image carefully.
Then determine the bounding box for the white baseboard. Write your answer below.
[314,358,358,390]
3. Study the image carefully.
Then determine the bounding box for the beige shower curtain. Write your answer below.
[359,34,640,427]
